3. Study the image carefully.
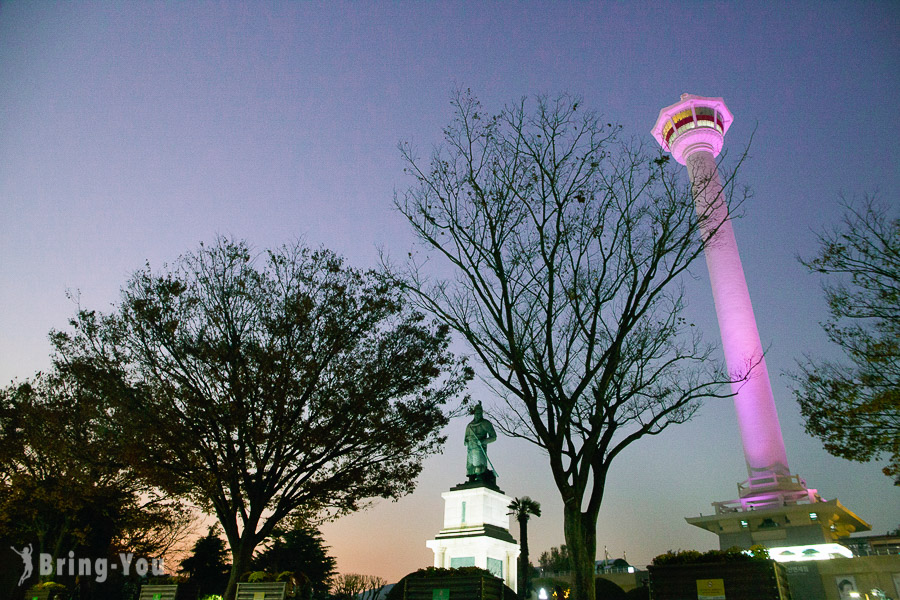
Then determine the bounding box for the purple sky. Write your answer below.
[1,1,898,582]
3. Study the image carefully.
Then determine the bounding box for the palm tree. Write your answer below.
[508,496,541,599]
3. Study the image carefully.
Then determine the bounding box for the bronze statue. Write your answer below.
[464,401,497,482]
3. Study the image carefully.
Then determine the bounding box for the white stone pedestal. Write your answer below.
[426,483,520,592]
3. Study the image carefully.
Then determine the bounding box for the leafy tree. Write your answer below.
[394,91,740,600]
[0,372,190,587]
[179,527,231,598]
[253,520,336,599]
[508,496,541,598]
[793,196,899,484]
[52,238,470,600]
[538,546,571,574]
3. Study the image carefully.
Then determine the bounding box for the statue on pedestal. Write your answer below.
[465,401,497,483]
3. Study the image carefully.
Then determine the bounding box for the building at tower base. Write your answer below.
[686,498,868,553]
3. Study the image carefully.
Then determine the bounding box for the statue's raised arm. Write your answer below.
[464,401,498,483]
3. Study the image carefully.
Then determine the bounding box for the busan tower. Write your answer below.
[651,95,868,555]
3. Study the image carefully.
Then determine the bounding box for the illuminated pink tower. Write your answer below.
[652,95,867,552]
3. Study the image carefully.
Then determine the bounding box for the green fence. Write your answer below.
[138,585,179,600]
[400,575,507,600]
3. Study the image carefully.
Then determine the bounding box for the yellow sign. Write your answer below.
[696,579,725,600]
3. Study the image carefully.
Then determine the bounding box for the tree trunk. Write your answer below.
[518,516,528,599]
[224,537,256,600]
[49,518,71,583]
[563,505,597,600]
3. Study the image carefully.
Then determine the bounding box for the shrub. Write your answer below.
[594,577,626,600]
[35,582,68,600]
[650,547,765,566]
[624,586,649,600]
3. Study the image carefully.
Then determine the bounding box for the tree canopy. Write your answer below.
[52,238,470,600]
[0,370,190,589]
[394,91,740,600]
[538,545,571,574]
[793,196,899,484]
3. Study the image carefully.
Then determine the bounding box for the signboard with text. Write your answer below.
[696,578,725,600]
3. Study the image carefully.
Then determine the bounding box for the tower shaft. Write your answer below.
[651,94,804,501]
[686,149,789,477]
[652,95,869,551]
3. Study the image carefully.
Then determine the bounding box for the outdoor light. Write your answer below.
[538,588,548,600]
[769,543,853,562]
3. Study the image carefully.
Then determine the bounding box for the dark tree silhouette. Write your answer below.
[0,371,190,587]
[253,520,336,599]
[53,238,470,600]
[179,527,231,598]
[508,496,541,598]
[331,574,387,600]
[793,196,899,484]
[538,546,571,574]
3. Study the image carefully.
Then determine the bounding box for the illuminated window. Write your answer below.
[693,107,721,132]
[673,109,693,128]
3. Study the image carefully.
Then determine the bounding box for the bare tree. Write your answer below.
[393,91,743,600]
[332,573,387,600]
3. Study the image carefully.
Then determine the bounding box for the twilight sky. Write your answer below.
[1,1,898,582]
